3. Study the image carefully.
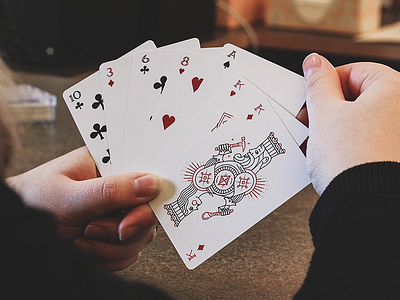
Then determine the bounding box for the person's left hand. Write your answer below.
[7,146,162,271]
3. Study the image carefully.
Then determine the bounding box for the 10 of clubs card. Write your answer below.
[63,72,112,177]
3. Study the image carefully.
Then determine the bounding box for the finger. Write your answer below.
[69,173,163,221]
[302,53,344,124]
[75,235,141,271]
[118,203,158,241]
[74,228,156,267]
[336,62,400,101]
[59,146,99,180]
[84,204,158,243]
[84,215,123,243]
[74,237,140,261]
[303,53,344,102]
[91,254,141,272]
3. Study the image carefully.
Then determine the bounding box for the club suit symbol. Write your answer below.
[154,76,167,94]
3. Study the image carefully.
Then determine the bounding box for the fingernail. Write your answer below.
[303,53,321,79]
[84,225,105,239]
[119,226,140,241]
[133,174,162,197]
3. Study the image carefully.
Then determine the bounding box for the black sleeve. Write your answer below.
[293,162,400,300]
[0,181,174,300]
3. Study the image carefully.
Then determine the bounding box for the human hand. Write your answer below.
[301,53,400,195]
[6,146,162,271]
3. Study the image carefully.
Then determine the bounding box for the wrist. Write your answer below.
[6,172,38,209]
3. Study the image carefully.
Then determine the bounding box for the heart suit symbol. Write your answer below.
[191,77,204,93]
[162,114,175,130]
[230,90,236,96]
[179,68,185,74]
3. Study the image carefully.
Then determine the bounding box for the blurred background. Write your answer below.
[1,0,400,76]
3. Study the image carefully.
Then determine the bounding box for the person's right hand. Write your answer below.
[302,53,400,195]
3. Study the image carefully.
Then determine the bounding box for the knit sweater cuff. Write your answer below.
[309,162,400,247]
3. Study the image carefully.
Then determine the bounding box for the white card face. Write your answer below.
[151,73,260,171]
[100,38,200,175]
[152,74,307,172]
[214,44,306,116]
[120,45,202,173]
[267,99,308,147]
[178,44,305,129]
[129,50,218,172]
[150,94,310,269]
[99,41,157,175]
[157,44,306,166]
[119,48,185,173]
[63,72,112,176]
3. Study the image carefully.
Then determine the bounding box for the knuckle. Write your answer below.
[100,177,119,204]
[306,74,324,99]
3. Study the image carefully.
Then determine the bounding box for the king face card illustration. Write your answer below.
[150,90,310,269]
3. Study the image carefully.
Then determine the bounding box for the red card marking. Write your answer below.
[230,90,236,96]
[179,68,185,74]
[192,77,204,93]
[162,114,175,130]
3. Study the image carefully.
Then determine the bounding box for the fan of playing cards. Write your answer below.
[63,38,311,269]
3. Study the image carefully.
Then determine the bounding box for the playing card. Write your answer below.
[63,38,311,270]
[63,72,112,176]
[267,99,308,147]
[180,44,305,126]
[150,91,310,269]
[154,44,306,168]
[99,38,200,174]
[151,74,308,172]
[128,49,219,173]
[210,43,306,116]
[119,43,203,174]
[98,40,157,174]
[150,46,223,158]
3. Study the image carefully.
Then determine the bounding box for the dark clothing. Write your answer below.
[294,162,400,299]
[3,162,400,299]
[0,181,173,300]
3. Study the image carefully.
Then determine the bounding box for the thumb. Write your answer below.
[70,173,162,220]
[302,53,344,120]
